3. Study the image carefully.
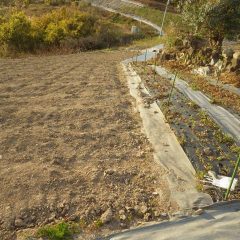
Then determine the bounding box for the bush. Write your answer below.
[0,6,152,55]
[0,12,34,51]
[37,222,73,240]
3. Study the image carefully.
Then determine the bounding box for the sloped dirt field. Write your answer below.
[0,51,176,239]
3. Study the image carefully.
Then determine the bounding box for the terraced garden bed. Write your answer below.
[133,62,240,201]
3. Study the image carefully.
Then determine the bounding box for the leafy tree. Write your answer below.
[181,0,240,47]
[206,0,240,45]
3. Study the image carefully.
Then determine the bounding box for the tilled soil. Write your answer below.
[0,51,176,239]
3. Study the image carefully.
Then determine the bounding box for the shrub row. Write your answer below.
[0,7,144,55]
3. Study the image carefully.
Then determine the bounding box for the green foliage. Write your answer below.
[206,0,240,40]
[37,222,73,240]
[0,12,33,51]
[181,0,240,45]
[0,3,155,55]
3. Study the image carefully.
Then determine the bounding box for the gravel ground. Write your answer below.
[0,50,177,239]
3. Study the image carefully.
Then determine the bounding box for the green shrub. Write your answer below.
[37,222,73,240]
[0,11,33,51]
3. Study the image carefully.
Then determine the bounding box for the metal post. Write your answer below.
[225,154,240,200]
[153,51,157,81]
[216,69,220,85]
[160,0,170,36]
[167,72,177,106]
[144,49,147,64]
[135,51,139,64]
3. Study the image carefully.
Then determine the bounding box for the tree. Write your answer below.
[206,0,240,45]
[181,0,240,47]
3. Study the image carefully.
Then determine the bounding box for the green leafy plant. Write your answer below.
[37,222,73,240]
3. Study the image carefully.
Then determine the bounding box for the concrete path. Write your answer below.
[121,62,212,211]
[106,201,240,240]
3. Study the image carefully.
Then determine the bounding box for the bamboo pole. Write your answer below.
[224,154,240,200]
[167,72,177,106]
[160,0,170,36]
[153,51,157,81]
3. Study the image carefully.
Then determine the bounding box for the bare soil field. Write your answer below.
[0,51,176,239]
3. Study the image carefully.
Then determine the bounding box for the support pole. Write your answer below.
[160,0,170,36]
[167,72,177,106]
[153,51,157,81]
[225,154,240,200]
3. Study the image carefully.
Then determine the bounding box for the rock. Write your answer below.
[228,53,240,72]
[210,51,221,66]
[183,38,190,48]
[120,222,127,228]
[140,205,148,214]
[203,147,212,155]
[119,209,125,215]
[233,51,240,60]
[174,38,184,50]
[14,218,26,228]
[187,47,195,56]
[104,169,115,176]
[100,208,113,224]
[222,48,234,60]
[144,213,151,221]
[2,218,15,230]
[194,209,204,215]
[193,66,211,76]
[68,214,79,222]
[154,211,161,217]
[119,214,127,221]
[125,206,134,212]
[160,51,176,61]
[214,59,224,71]
[160,213,168,219]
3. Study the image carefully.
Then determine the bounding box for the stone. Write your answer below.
[14,218,26,228]
[174,38,184,50]
[119,210,125,215]
[222,48,234,60]
[160,51,176,61]
[203,147,212,155]
[210,51,221,66]
[193,66,211,76]
[233,51,240,60]
[104,169,115,176]
[194,209,204,215]
[144,213,151,221]
[120,222,127,228]
[119,214,127,221]
[140,205,148,214]
[100,208,113,224]
[154,211,161,217]
[160,213,168,219]
[68,214,79,222]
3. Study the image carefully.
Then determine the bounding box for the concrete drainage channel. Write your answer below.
[88,1,240,239]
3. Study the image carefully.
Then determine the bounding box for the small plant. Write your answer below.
[94,219,103,228]
[177,134,187,146]
[37,222,73,240]
[230,145,240,155]
[196,170,206,180]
